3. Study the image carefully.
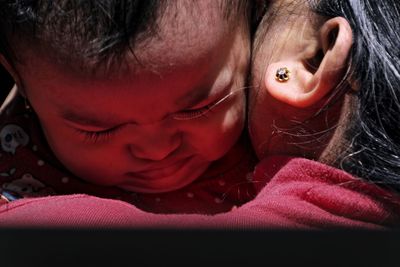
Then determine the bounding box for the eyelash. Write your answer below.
[76,89,241,143]
[172,103,214,120]
[76,102,215,144]
[173,90,237,121]
[75,127,118,144]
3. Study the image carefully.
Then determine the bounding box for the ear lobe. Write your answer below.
[264,61,315,108]
[264,17,353,108]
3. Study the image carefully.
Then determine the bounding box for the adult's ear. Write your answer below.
[264,17,353,108]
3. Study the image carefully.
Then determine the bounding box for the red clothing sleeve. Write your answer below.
[0,157,399,229]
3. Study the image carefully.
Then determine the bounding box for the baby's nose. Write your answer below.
[128,126,182,161]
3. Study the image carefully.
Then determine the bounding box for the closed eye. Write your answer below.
[73,86,248,140]
[172,103,214,121]
[173,86,247,121]
[75,126,121,144]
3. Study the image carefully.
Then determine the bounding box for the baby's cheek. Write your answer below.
[188,95,246,160]
[43,127,121,183]
[55,146,125,186]
[218,92,246,135]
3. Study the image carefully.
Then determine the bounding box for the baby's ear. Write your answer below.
[264,17,353,108]
[0,54,17,82]
[0,54,25,96]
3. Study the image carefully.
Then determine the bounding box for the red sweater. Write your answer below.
[1,156,399,228]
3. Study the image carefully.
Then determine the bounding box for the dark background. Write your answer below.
[0,64,13,102]
[1,229,399,267]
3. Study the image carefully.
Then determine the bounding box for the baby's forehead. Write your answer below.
[132,2,234,70]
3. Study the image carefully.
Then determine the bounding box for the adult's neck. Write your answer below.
[318,92,358,168]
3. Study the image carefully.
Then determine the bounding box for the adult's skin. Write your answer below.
[249,0,400,194]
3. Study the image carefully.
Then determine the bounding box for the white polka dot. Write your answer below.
[246,173,253,181]
[218,180,226,186]
[37,160,45,166]
[61,177,69,184]
[32,145,38,151]
[22,173,32,179]
[214,197,223,204]
[186,192,194,198]
[155,197,161,203]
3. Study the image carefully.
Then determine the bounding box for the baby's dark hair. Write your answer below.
[311,0,400,193]
[0,0,252,71]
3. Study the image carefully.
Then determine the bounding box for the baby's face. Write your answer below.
[16,2,250,193]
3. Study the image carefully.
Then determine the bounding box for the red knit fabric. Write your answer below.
[1,157,399,228]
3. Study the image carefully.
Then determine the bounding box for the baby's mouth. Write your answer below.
[126,156,193,180]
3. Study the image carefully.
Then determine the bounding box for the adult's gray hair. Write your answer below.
[312,0,400,193]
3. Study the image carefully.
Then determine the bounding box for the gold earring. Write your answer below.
[275,67,291,82]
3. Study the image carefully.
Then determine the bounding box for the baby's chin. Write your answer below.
[117,157,210,194]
